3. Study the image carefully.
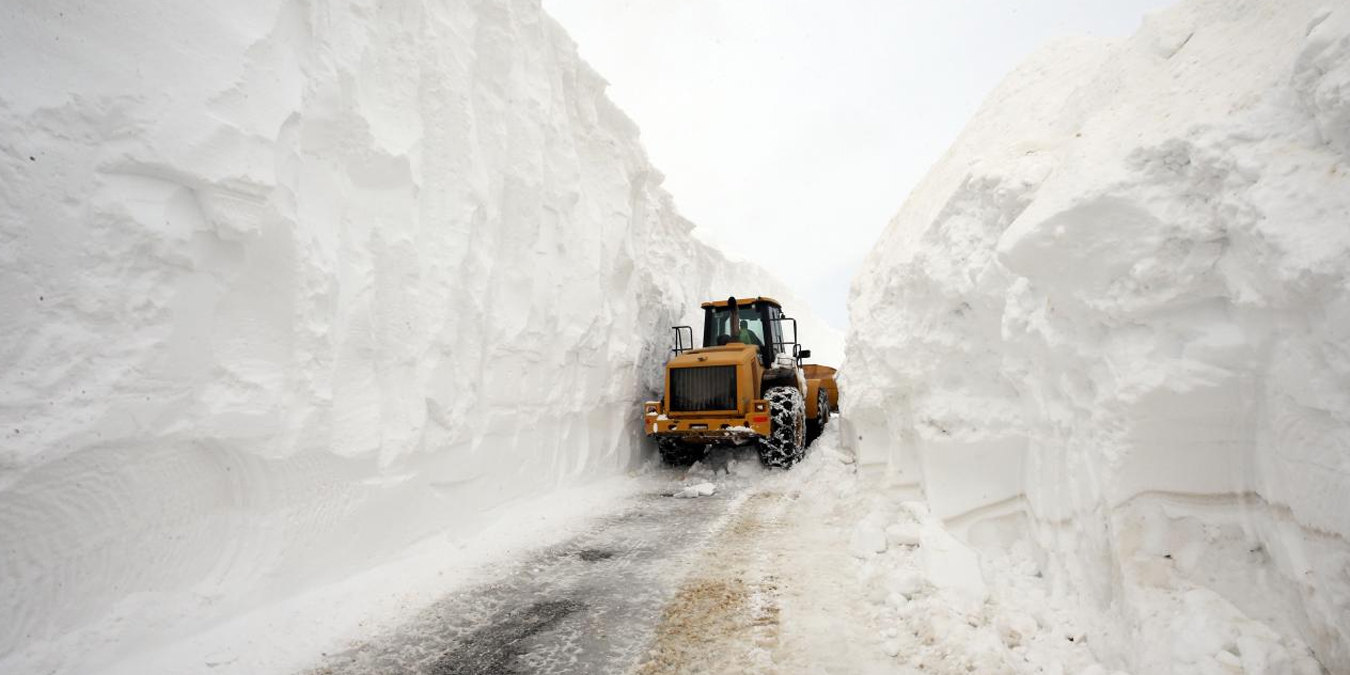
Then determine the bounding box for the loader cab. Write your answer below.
[701,298,788,366]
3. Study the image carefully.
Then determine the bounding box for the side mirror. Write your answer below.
[798,349,811,359]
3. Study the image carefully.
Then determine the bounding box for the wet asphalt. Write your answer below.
[305,478,745,675]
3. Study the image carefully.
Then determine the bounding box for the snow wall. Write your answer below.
[0,0,839,671]
[846,0,1350,671]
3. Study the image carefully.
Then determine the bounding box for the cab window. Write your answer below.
[765,304,786,354]
[703,304,766,348]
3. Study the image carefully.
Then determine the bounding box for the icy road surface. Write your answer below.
[303,429,895,675]
[307,487,740,674]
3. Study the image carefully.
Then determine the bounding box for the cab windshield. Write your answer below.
[703,304,767,348]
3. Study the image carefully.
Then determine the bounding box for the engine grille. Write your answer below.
[669,366,738,412]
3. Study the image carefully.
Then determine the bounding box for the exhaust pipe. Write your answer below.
[728,296,741,343]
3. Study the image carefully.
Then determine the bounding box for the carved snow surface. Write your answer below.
[0,1,842,674]
[846,0,1350,672]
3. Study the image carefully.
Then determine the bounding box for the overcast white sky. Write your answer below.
[544,0,1177,329]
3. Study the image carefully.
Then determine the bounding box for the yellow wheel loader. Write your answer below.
[643,296,839,468]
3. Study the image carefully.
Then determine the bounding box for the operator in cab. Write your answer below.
[738,319,763,346]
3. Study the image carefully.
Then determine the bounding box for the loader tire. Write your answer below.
[658,438,705,466]
[807,388,830,443]
[758,386,806,469]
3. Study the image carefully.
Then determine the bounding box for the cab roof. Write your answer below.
[700,296,782,309]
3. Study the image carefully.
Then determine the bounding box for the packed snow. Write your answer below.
[0,1,838,673]
[846,0,1350,672]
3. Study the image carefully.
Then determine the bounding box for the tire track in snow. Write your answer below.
[634,491,790,675]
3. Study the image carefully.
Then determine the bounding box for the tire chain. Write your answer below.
[758,386,805,469]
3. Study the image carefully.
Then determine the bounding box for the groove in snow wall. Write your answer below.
[845,0,1350,671]
[0,0,838,671]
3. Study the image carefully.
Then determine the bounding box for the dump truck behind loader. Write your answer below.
[643,296,839,468]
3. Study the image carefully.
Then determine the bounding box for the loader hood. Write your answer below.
[668,344,759,369]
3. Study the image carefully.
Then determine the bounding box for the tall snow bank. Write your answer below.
[846,0,1350,671]
[0,0,837,672]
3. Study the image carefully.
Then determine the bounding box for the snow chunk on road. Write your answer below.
[673,482,717,499]
[919,525,987,604]
[849,522,888,558]
[996,613,1040,649]
[885,522,921,547]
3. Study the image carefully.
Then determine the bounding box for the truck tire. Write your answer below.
[807,388,830,443]
[658,437,705,466]
[758,386,806,468]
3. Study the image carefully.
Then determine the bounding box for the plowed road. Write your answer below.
[305,434,894,675]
